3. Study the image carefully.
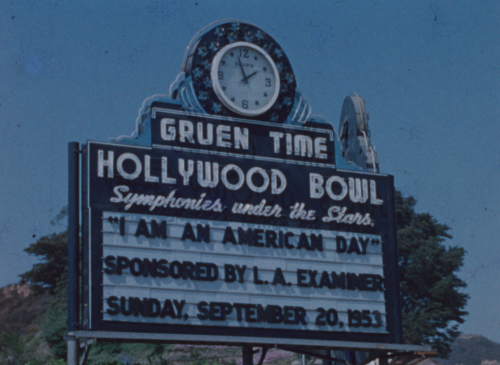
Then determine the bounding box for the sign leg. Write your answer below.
[242,346,253,365]
[346,351,356,365]
[322,350,332,365]
[67,338,79,365]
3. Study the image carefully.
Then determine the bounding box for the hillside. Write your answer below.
[439,335,500,365]
[0,283,296,365]
[0,283,55,364]
[0,283,45,333]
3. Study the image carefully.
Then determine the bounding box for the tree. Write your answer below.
[17,208,70,359]
[18,230,69,359]
[41,274,68,360]
[396,191,469,358]
[20,207,68,294]
[19,230,68,294]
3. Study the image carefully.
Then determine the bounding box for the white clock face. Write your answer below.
[211,42,280,117]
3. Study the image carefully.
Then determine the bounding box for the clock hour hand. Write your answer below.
[237,56,248,83]
[241,71,258,83]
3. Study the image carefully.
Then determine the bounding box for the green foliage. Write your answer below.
[19,230,68,294]
[0,330,26,364]
[187,346,207,365]
[0,328,55,365]
[50,206,68,227]
[45,359,67,365]
[85,342,171,365]
[396,191,469,358]
[20,206,69,295]
[24,358,66,365]
[41,275,68,360]
[146,344,170,365]
[12,206,70,360]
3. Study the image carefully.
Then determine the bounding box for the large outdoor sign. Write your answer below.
[82,102,401,344]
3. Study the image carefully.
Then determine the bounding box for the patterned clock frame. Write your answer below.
[184,21,297,124]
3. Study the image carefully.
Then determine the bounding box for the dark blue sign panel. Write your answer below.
[82,109,402,345]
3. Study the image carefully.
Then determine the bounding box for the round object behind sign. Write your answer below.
[338,93,379,172]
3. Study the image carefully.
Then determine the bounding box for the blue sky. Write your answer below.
[1,0,499,343]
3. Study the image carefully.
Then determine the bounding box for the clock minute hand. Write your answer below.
[242,71,258,83]
[237,56,248,83]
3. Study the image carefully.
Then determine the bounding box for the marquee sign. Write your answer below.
[81,20,402,346]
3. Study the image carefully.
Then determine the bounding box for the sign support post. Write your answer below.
[67,338,78,365]
[242,346,253,365]
[68,142,80,365]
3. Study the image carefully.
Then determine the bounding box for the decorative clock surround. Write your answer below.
[184,21,297,123]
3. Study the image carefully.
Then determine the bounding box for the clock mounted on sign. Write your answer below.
[211,42,280,117]
[183,21,297,123]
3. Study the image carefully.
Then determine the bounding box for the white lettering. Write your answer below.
[110,185,129,202]
[160,118,176,141]
[271,169,287,194]
[269,131,284,153]
[314,137,327,159]
[246,167,269,193]
[232,199,282,217]
[110,185,223,213]
[309,173,324,198]
[98,150,114,178]
[289,202,316,220]
[294,135,313,157]
[349,178,369,203]
[197,122,213,145]
[178,159,194,185]
[197,161,219,188]
[161,157,176,184]
[370,180,384,205]
[322,206,374,226]
[326,176,348,201]
[162,190,179,207]
[221,164,244,190]
[179,120,195,143]
[234,127,249,149]
[116,153,142,180]
[217,125,231,147]
[144,155,159,183]
[150,195,166,211]
[286,133,292,155]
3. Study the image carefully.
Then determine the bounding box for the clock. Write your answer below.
[211,42,280,117]
[183,21,297,123]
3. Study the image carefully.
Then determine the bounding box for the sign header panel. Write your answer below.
[150,107,336,168]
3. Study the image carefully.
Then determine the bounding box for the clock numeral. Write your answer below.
[239,49,249,58]
[218,71,223,80]
[265,78,271,87]
[242,100,249,109]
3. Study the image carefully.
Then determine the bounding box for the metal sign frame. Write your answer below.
[77,107,402,346]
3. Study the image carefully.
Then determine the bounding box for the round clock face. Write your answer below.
[211,42,280,117]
